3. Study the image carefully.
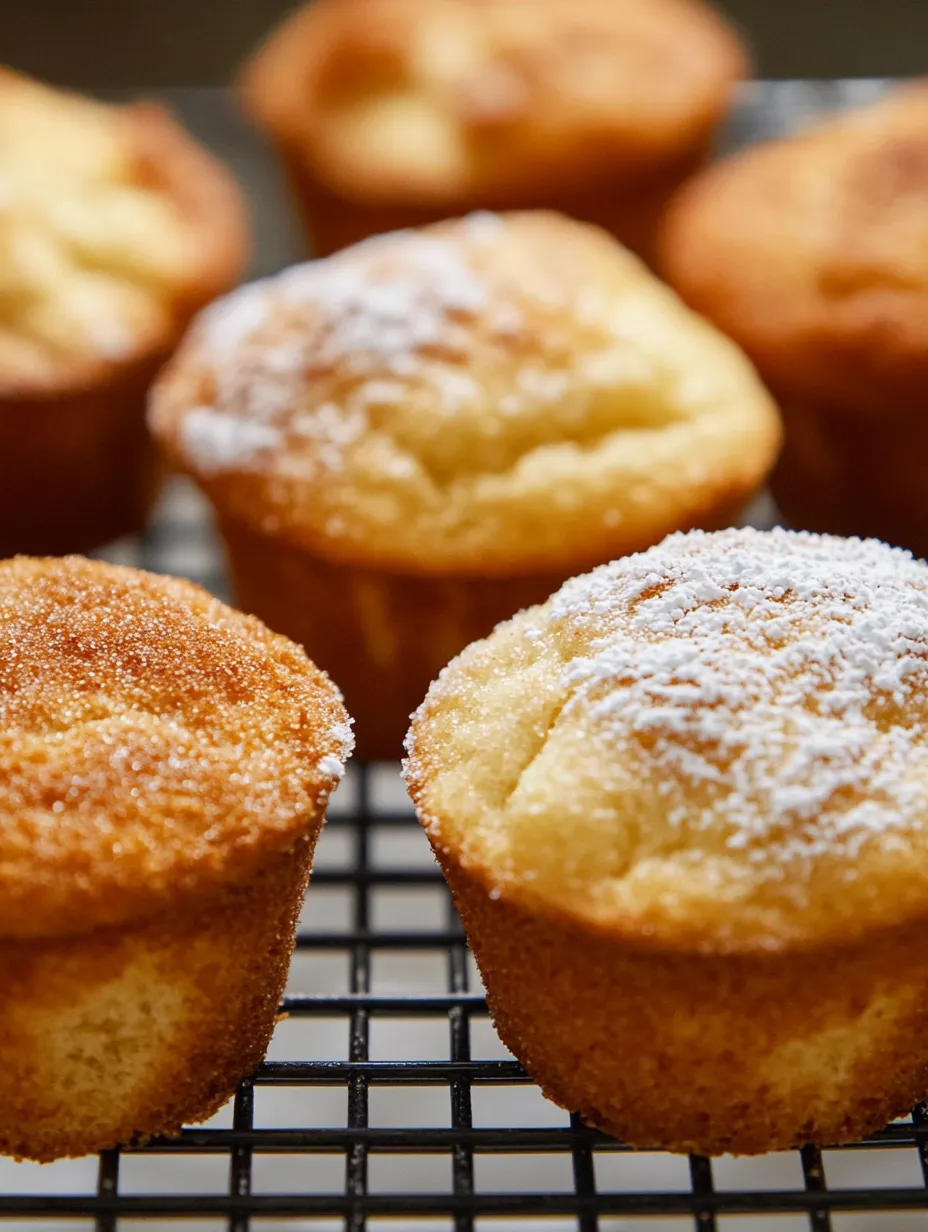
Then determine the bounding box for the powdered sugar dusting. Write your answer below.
[550,528,928,864]
[172,222,502,479]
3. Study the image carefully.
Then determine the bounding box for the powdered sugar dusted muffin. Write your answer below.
[240,0,747,260]
[0,67,249,555]
[0,556,351,1161]
[149,211,780,758]
[406,527,928,1154]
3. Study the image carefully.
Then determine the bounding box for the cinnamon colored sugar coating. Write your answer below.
[0,556,351,1160]
[0,68,249,555]
[150,211,778,757]
[240,0,746,257]
[660,84,928,553]
[406,528,928,1153]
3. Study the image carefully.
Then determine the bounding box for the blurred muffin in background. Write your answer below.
[0,68,249,557]
[661,84,928,557]
[239,0,747,260]
[149,211,780,759]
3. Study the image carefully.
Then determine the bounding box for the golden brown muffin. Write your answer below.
[660,83,928,557]
[0,555,352,1162]
[0,67,250,557]
[240,0,747,260]
[149,211,780,760]
[406,526,928,1155]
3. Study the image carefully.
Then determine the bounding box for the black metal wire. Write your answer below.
[9,489,924,1227]
[4,760,928,1227]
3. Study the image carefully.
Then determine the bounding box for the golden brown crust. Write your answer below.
[150,212,780,577]
[0,839,312,1162]
[439,845,928,1156]
[660,83,928,415]
[405,528,928,955]
[0,67,249,399]
[0,556,352,939]
[240,0,746,208]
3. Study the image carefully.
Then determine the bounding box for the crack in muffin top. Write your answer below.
[405,528,928,951]
[0,556,352,940]
[149,211,780,575]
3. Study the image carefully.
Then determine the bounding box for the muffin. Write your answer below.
[661,84,928,557]
[149,211,780,760]
[239,0,747,260]
[0,67,249,557]
[0,555,351,1162]
[406,527,928,1155]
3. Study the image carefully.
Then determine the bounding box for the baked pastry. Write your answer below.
[240,0,747,259]
[149,211,780,760]
[661,84,928,556]
[406,526,928,1156]
[0,555,351,1162]
[0,67,249,556]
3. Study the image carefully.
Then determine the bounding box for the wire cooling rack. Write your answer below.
[0,479,923,1232]
[3,80,928,1232]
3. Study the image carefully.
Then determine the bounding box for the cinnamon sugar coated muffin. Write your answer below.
[149,211,780,758]
[240,0,747,258]
[406,527,928,1155]
[0,68,249,555]
[0,556,352,1161]
[661,84,928,556]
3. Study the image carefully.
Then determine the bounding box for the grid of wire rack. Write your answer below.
[3,79,928,1231]
[0,480,924,1232]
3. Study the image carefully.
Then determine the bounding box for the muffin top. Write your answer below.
[150,212,779,576]
[0,556,352,940]
[406,528,928,953]
[0,68,248,394]
[661,84,928,412]
[241,0,746,205]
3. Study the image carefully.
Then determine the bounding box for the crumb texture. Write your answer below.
[0,555,352,939]
[151,211,779,574]
[406,527,928,950]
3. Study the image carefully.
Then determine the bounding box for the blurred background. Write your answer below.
[4,0,927,86]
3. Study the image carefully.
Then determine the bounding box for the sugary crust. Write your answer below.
[240,0,746,207]
[439,845,928,1155]
[0,839,312,1162]
[404,528,928,954]
[150,212,780,576]
[660,83,928,414]
[0,68,249,398]
[0,556,352,939]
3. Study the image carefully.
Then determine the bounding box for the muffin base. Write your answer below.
[220,518,568,762]
[279,146,709,263]
[771,398,928,559]
[0,353,165,558]
[0,837,314,1162]
[438,849,928,1156]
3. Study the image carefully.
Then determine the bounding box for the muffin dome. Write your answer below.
[408,527,928,951]
[0,555,351,939]
[242,0,746,208]
[0,67,248,393]
[150,211,780,576]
